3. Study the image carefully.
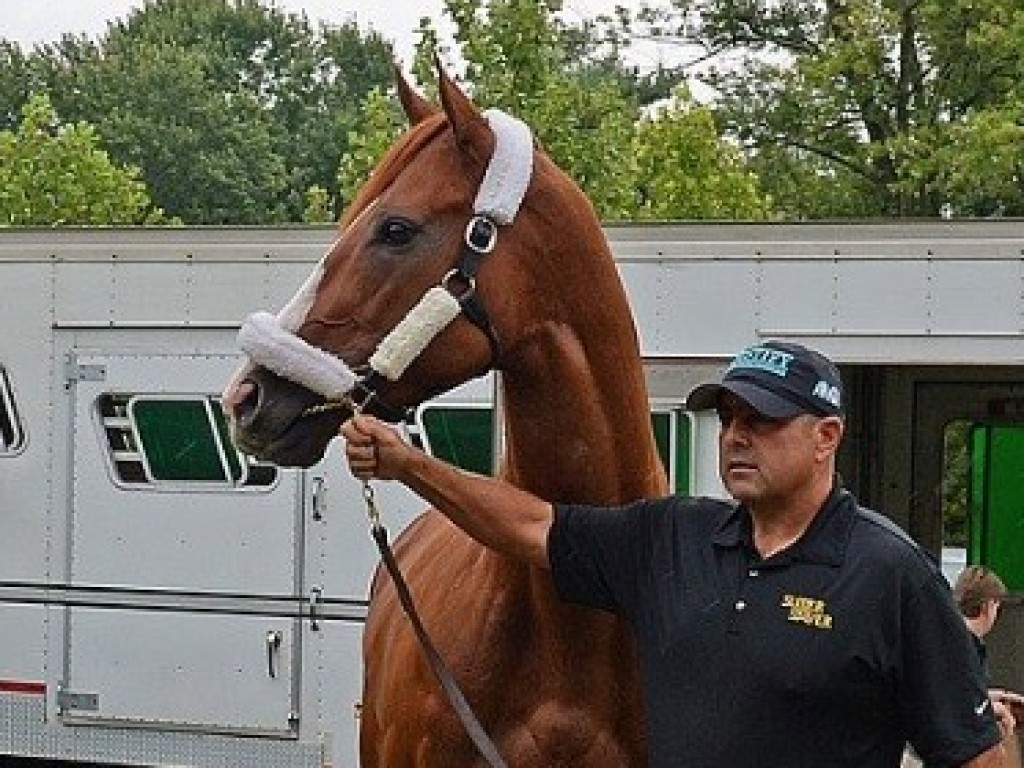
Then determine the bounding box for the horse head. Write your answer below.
[222,62,567,467]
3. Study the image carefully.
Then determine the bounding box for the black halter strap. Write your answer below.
[345,372,411,423]
[450,215,501,365]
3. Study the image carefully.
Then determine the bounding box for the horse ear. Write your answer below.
[435,56,493,164]
[394,65,436,125]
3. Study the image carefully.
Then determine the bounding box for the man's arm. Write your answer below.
[341,414,553,569]
[956,742,1008,767]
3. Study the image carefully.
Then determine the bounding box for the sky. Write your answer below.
[2,1,662,68]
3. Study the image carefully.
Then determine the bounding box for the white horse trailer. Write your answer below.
[1,221,1023,766]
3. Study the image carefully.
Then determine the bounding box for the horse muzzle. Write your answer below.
[225,367,347,468]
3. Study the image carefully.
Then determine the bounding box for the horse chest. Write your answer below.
[412,696,642,767]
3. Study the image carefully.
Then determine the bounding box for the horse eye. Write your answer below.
[376,217,419,248]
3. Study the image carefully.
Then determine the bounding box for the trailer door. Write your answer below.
[64,350,301,735]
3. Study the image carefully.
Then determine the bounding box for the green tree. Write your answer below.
[47,39,289,224]
[302,185,332,223]
[941,420,971,549]
[610,0,1024,218]
[633,86,770,220]
[415,0,638,218]
[0,40,32,131]
[336,86,405,208]
[22,0,394,223]
[0,93,159,225]
[405,0,767,221]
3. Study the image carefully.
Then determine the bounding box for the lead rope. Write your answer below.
[360,481,510,768]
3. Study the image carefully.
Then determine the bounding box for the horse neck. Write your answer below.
[498,301,667,506]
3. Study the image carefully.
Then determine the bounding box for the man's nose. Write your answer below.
[720,417,750,445]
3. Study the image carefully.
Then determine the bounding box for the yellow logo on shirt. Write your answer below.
[781,594,833,629]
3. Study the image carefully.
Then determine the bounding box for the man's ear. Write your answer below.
[815,416,844,461]
[984,598,1001,622]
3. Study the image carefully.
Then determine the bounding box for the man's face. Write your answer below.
[716,392,828,507]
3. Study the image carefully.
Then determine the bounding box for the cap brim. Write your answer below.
[685,380,805,419]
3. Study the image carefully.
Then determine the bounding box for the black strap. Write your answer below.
[453,216,501,364]
[353,372,412,424]
[370,524,509,768]
[458,292,501,364]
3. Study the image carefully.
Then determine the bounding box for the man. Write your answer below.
[956,566,1009,671]
[955,566,1024,743]
[342,340,1005,767]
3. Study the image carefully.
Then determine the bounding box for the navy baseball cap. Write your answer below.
[686,341,843,418]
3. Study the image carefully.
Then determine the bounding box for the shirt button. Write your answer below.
[735,600,747,611]
[748,569,759,577]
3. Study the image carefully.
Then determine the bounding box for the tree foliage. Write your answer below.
[633,86,770,220]
[5,0,395,223]
[1,0,778,224]
[0,41,32,131]
[609,0,1024,218]
[336,86,405,209]
[405,0,769,221]
[0,93,159,225]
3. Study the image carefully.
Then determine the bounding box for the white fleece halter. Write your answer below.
[232,109,533,401]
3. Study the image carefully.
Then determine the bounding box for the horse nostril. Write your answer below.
[232,380,260,426]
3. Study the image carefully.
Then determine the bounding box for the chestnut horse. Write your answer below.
[222,62,666,767]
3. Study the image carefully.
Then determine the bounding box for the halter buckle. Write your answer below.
[349,377,378,414]
[442,269,476,302]
[362,480,382,529]
[464,216,498,255]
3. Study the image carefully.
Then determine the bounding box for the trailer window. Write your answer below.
[651,408,693,495]
[412,405,692,493]
[0,366,25,454]
[97,394,276,489]
[414,406,494,475]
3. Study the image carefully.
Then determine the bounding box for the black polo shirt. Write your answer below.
[549,487,1000,768]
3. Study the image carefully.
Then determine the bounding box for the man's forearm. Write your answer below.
[398,449,554,569]
[958,743,1008,767]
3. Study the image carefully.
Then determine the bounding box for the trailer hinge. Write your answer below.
[65,360,107,385]
[308,585,322,632]
[57,686,99,712]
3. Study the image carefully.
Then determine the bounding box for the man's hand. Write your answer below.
[993,700,1016,741]
[340,414,408,482]
[991,688,1024,723]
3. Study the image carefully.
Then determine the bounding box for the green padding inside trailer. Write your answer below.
[420,406,693,493]
[970,425,1024,591]
[133,399,226,482]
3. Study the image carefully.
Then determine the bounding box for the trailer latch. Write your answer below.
[57,686,99,712]
[64,360,107,385]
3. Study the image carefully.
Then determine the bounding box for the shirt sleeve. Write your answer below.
[547,498,674,620]
[899,569,1002,767]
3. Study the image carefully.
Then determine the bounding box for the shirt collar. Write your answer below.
[712,483,856,566]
